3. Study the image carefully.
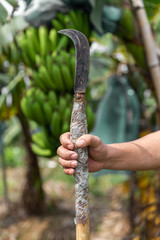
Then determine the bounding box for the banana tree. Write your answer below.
[0,0,45,215]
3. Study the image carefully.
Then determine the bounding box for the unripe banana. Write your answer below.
[43,102,52,124]
[26,27,39,53]
[57,12,65,25]
[48,91,58,110]
[39,65,56,90]
[60,64,73,92]
[46,54,53,76]
[32,101,46,125]
[49,29,58,52]
[20,97,33,119]
[32,71,48,92]
[32,132,47,149]
[31,143,52,157]
[63,106,72,122]
[39,26,49,57]
[70,55,76,79]
[61,121,70,134]
[56,36,69,52]
[52,19,64,31]
[59,96,67,118]
[52,64,65,91]
[51,111,61,139]
[10,43,20,63]
[69,10,79,29]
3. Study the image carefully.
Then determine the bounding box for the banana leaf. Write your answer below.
[0,16,28,53]
[0,3,8,25]
[92,75,140,177]
[24,0,69,27]
[0,73,23,108]
[5,0,18,8]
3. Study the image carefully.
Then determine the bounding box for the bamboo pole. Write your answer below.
[131,0,160,106]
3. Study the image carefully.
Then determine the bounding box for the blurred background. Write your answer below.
[0,0,160,239]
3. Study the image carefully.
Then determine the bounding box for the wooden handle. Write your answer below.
[70,93,90,240]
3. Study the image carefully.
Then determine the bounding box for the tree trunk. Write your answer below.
[18,111,45,215]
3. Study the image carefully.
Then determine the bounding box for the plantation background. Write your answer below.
[1,0,160,239]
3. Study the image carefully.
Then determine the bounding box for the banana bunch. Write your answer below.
[16,10,91,67]
[31,49,75,93]
[20,87,71,125]
[52,10,91,40]
[20,86,95,157]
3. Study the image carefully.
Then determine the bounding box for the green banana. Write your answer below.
[31,143,52,157]
[59,96,67,118]
[17,36,33,66]
[61,50,70,65]
[57,12,65,25]
[52,63,65,91]
[39,65,56,90]
[32,71,48,92]
[32,101,46,125]
[43,102,53,124]
[39,26,49,57]
[63,106,72,122]
[65,93,72,103]
[48,91,58,110]
[26,87,35,97]
[49,29,58,52]
[83,13,90,39]
[41,127,55,148]
[61,121,70,134]
[52,19,64,31]
[32,132,48,149]
[20,97,33,119]
[51,111,61,138]
[26,27,39,53]
[10,42,20,63]
[76,10,83,31]
[70,55,76,79]
[60,64,73,92]
[56,36,69,52]
[69,10,79,29]
[46,54,53,76]
[34,88,46,104]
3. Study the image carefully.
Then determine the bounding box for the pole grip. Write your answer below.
[70,93,90,239]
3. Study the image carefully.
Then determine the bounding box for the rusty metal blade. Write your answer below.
[58,29,90,94]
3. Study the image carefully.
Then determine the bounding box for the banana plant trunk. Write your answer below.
[18,111,44,215]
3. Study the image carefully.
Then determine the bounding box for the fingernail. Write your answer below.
[71,153,77,159]
[71,161,77,167]
[67,144,73,149]
[76,139,85,147]
[69,169,74,175]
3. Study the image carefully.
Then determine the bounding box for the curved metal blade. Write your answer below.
[58,29,90,94]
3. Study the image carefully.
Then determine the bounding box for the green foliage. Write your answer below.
[0,145,24,168]
[0,3,8,25]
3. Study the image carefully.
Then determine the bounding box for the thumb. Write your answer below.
[76,134,101,148]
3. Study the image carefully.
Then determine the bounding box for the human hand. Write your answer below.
[57,132,108,175]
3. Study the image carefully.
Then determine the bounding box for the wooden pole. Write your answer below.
[70,93,90,240]
[131,0,160,106]
[76,218,90,240]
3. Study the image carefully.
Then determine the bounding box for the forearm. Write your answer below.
[105,131,160,171]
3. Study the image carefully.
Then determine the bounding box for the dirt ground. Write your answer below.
[0,167,131,240]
